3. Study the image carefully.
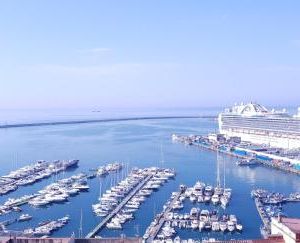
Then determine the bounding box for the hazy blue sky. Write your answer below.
[0,1,299,109]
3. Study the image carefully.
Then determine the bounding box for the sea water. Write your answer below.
[0,113,300,240]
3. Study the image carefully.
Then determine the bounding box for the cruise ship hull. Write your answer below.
[218,103,300,149]
[219,127,300,149]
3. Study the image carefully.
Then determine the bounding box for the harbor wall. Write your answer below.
[234,147,300,165]
[0,116,214,129]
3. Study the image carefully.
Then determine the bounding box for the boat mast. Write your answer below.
[223,156,226,189]
[216,151,221,188]
[79,208,83,238]
[160,142,165,167]
[99,177,102,198]
[134,224,140,237]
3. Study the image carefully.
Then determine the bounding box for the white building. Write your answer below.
[271,216,300,243]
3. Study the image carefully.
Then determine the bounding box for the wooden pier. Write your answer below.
[86,174,153,238]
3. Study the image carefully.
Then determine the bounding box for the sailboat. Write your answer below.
[78,209,83,238]
[220,156,232,208]
[212,152,222,205]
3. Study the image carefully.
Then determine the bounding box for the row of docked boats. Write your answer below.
[177,181,232,208]
[143,186,186,241]
[251,189,285,205]
[92,167,175,230]
[153,237,216,243]
[251,188,300,205]
[164,209,243,232]
[96,162,123,176]
[0,160,79,195]
[0,173,89,216]
[23,215,70,236]
[0,194,36,216]
[154,211,242,241]
[144,181,240,241]
[28,173,89,207]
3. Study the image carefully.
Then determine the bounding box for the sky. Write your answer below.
[0,0,299,109]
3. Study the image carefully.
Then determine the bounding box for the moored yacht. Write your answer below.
[211,194,220,205]
[19,213,32,222]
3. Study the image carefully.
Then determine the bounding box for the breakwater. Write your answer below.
[0,116,216,129]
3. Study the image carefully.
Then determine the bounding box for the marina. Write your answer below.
[0,172,90,216]
[143,182,241,242]
[1,117,300,240]
[251,189,300,238]
[0,160,79,196]
[0,161,126,218]
[1,0,300,240]
[87,167,175,238]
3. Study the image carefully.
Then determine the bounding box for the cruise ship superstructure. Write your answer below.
[218,103,300,149]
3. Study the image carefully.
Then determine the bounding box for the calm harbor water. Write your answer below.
[0,116,300,240]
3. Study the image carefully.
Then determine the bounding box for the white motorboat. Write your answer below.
[236,223,243,231]
[191,220,199,230]
[106,220,122,229]
[219,221,227,232]
[204,185,214,196]
[212,221,220,231]
[227,221,235,232]
[190,194,197,203]
[19,214,32,222]
[211,194,219,204]
[220,196,229,208]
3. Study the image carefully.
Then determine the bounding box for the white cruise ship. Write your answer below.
[218,102,300,149]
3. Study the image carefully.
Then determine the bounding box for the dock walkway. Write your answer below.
[146,189,184,242]
[254,198,270,227]
[253,198,271,237]
[86,174,153,238]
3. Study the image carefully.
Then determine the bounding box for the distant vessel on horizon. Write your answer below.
[218,102,300,149]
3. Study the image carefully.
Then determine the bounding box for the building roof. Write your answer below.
[280,217,300,234]
[215,235,284,243]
